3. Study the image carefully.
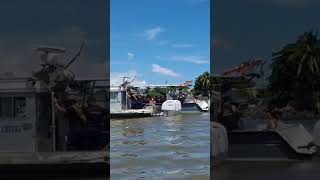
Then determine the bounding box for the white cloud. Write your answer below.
[127,52,135,60]
[172,56,209,64]
[172,43,193,48]
[144,27,164,40]
[154,55,209,65]
[152,64,180,77]
[110,70,147,86]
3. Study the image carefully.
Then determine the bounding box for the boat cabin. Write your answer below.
[110,86,127,112]
[0,78,52,152]
[0,77,109,153]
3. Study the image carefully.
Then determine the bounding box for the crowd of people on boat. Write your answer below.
[54,94,108,151]
[127,94,166,109]
[127,88,189,109]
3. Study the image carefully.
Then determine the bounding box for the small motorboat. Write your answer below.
[181,99,209,113]
[110,104,155,119]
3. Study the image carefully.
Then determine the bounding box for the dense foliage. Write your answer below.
[147,87,167,97]
[268,31,320,109]
[194,71,210,97]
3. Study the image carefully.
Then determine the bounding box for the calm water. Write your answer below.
[110,113,210,180]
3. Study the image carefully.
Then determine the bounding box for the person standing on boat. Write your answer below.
[160,96,166,103]
[54,95,88,150]
[265,105,281,129]
[84,96,108,150]
[175,89,180,100]
[149,98,156,105]
[127,92,133,109]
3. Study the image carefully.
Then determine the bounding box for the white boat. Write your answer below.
[0,45,108,177]
[110,107,154,119]
[110,86,156,118]
[181,99,209,113]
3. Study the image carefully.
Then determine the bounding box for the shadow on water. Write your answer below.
[111,113,210,180]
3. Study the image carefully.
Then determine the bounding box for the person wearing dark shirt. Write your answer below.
[55,95,87,150]
[84,96,108,150]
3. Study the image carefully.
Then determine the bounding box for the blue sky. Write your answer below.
[213,0,320,75]
[110,0,210,86]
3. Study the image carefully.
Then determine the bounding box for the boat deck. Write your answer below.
[0,151,108,164]
[0,151,109,178]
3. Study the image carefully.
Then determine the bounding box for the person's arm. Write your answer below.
[72,104,87,123]
[54,101,66,113]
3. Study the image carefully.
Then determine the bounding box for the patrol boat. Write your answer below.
[110,85,155,119]
[0,44,108,178]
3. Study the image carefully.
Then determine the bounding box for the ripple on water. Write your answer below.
[111,113,210,179]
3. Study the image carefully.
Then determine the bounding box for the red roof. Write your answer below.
[221,59,264,76]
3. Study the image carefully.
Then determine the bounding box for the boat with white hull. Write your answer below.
[181,99,209,113]
[110,107,154,119]
[110,86,158,119]
[0,45,108,177]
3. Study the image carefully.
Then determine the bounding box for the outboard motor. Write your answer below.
[161,100,182,116]
[211,121,228,166]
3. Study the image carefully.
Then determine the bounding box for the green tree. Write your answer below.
[194,71,210,96]
[147,87,166,97]
[269,30,320,109]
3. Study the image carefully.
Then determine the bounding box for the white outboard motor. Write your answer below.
[161,100,181,116]
[211,121,228,166]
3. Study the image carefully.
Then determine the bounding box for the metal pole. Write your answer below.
[51,91,56,152]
